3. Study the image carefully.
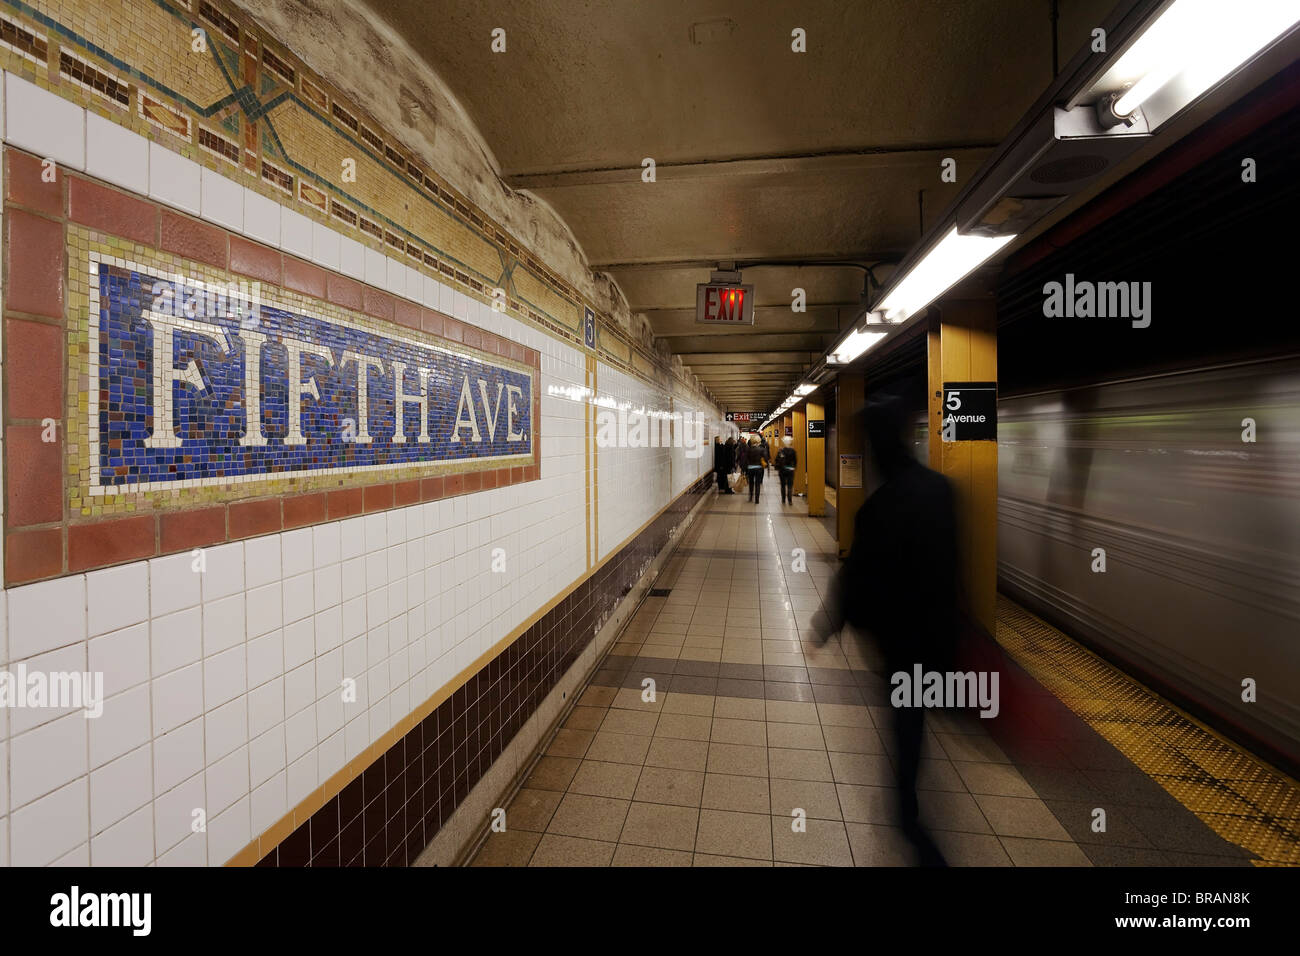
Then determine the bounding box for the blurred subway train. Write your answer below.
[989,357,1300,770]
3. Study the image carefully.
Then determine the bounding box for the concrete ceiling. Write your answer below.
[364,0,1116,410]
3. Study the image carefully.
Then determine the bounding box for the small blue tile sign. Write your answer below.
[584,306,596,349]
[87,257,534,494]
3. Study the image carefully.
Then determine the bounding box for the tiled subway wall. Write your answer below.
[255,472,714,866]
[0,0,719,866]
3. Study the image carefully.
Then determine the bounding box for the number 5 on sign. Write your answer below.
[945,390,961,411]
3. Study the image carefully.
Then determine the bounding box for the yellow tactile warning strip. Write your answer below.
[996,597,1300,866]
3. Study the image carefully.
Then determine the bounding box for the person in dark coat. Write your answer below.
[812,393,959,866]
[723,436,739,493]
[774,436,797,504]
[745,435,766,503]
[713,436,731,493]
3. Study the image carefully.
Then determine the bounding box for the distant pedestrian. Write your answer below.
[713,436,734,493]
[745,436,765,503]
[775,436,797,504]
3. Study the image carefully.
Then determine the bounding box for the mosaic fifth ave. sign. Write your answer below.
[87,256,534,495]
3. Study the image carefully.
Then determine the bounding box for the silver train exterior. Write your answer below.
[985,357,1300,766]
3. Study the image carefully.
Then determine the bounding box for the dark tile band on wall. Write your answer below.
[256,473,715,867]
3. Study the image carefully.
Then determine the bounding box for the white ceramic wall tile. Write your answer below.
[9,778,88,866]
[8,574,85,659]
[89,744,152,835]
[202,594,244,657]
[403,264,422,303]
[89,685,150,770]
[243,186,281,246]
[203,646,246,710]
[208,797,251,865]
[149,551,201,618]
[152,663,203,736]
[88,622,149,699]
[85,111,148,194]
[364,247,386,287]
[86,562,148,638]
[153,720,204,803]
[202,542,244,602]
[9,710,87,809]
[249,723,286,788]
[385,256,406,298]
[250,773,286,835]
[4,72,85,170]
[157,830,206,867]
[90,804,154,866]
[204,695,247,764]
[311,220,341,272]
[339,234,365,280]
[206,746,249,816]
[280,206,313,259]
[51,843,89,866]
[148,141,201,215]
[248,678,284,739]
[200,165,244,232]
[153,770,204,854]
[151,606,201,677]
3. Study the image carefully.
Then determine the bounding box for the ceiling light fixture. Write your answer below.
[1083,0,1300,130]
[875,226,1017,325]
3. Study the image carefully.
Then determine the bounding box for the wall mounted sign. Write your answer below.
[584,306,596,349]
[725,411,768,423]
[86,255,535,497]
[839,454,863,488]
[941,381,997,441]
[696,282,755,325]
[807,419,826,438]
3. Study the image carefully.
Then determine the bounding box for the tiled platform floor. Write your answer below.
[469,486,1277,866]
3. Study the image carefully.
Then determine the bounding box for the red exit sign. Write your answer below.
[696,282,755,324]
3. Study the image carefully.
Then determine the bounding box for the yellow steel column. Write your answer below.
[805,398,826,517]
[926,315,943,471]
[835,373,866,558]
[928,299,998,635]
[791,405,808,496]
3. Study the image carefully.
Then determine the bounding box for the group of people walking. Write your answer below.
[712,433,799,504]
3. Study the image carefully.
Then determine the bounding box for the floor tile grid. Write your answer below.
[472,494,1094,866]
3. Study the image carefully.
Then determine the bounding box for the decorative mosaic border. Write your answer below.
[3,146,541,586]
[72,242,535,510]
[0,0,713,406]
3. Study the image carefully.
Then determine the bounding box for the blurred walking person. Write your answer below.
[775,436,797,504]
[812,393,958,866]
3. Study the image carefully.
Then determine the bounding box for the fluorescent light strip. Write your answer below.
[876,226,1016,324]
[1099,0,1300,119]
[829,328,887,365]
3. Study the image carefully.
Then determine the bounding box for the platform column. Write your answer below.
[834,373,866,558]
[927,300,998,635]
[805,398,826,516]
[791,405,808,497]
